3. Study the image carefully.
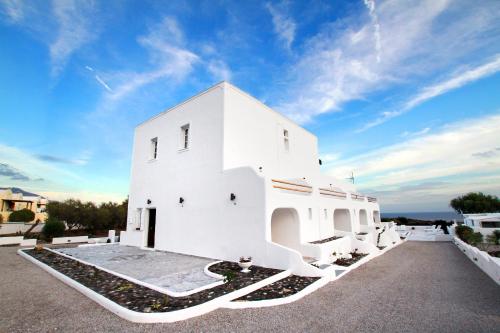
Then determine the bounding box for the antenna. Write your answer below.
[346,171,355,184]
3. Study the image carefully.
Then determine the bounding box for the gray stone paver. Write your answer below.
[1,241,499,333]
[55,244,219,292]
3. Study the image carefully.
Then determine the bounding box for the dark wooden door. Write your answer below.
[147,209,156,248]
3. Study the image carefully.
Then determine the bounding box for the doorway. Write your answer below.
[147,208,156,248]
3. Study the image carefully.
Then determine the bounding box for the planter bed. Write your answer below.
[333,253,368,267]
[23,249,282,313]
[309,236,343,244]
[487,250,500,258]
[233,275,320,301]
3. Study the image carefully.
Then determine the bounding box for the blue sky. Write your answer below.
[1,0,499,212]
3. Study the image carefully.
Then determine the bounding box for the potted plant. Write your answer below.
[238,256,252,273]
[329,251,338,263]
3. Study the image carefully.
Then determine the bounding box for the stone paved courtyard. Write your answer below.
[56,244,219,293]
[1,241,499,332]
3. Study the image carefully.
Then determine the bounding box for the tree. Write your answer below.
[450,192,500,214]
[46,197,128,233]
[42,217,65,239]
[8,209,35,222]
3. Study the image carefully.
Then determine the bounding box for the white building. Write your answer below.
[121,82,400,276]
[462,213,500,236]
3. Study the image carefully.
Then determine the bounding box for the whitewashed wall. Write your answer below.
[123,82,382,275]
[0,222,44,235]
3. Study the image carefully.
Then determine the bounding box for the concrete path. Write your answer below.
[1,242,499,332]
[55,244,219,292]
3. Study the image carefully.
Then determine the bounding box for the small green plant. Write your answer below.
[42,217,65,239]
[466,232,483,246]
[8,208,35,222]
[455,225,473,242]
[223,270,236,283]
[151,296,168,311]
[116,283,134,291]
[486,230,500,245]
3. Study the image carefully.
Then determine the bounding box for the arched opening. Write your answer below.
[359,209,368,225]
[373,210,381,223]
[271,208,301,251]
[333,209,352,232]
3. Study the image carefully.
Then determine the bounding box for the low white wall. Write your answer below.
[52,236,89,244]
[0,236,37,246]
[454,237,500,285]
[0,222,45,235]
[120,230,144,246]
[0,236,23,245]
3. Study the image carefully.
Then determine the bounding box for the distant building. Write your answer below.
[0,187,48,223]
[462,213,500,236]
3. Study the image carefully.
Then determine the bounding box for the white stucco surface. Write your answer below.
[55,245,219,292]
[122,82,383,276]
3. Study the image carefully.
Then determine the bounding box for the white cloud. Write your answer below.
[39,189,126,203]
[0,0,98,77]
[1,0,26,22]
[105,16,199,102]
[50,0,97,77]
[363,0,382,63]
[94,74,112,92]
[327,113,500,189]
[269,0,500,124]
[326,113,500,210]
[265,2,296,49]
[361,54,500,131]
[370,175,500,212]
[401,127,430,138]
[207,59,232,81]
[0,143,83,183]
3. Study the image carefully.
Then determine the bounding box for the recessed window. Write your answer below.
[283,129,289,151]
[150,137,158,159]
[136,208,142,229]
[308,208,312,220]
[324,209,327,219]
[180,124,190,150]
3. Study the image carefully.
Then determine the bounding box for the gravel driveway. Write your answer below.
[1,242,499,332]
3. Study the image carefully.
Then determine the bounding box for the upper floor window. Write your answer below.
[283,129,289,151]
[180,124,190,150]
[150,137,158,159]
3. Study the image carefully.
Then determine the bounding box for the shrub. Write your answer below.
[8,209,35,222]
[486,230,500,245]
[0,214,3,223]
[455,225,473,242]
[467,232,483,246]
[223,270,236,283]
[42,218,65,239]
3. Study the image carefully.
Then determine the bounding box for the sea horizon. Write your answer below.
[381,211,463,221]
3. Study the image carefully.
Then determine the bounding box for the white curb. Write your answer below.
[18,248,290,323]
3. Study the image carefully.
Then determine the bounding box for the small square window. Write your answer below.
[180,124,190,150]
[150,137,158,159]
